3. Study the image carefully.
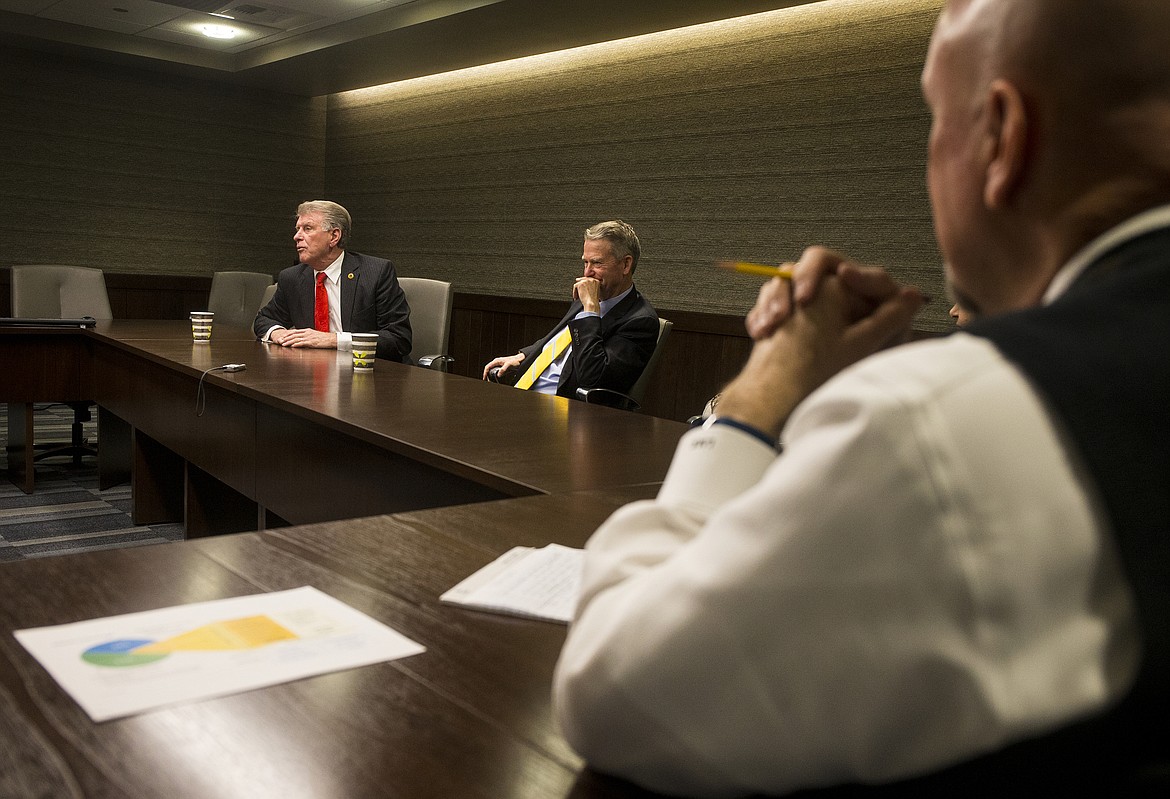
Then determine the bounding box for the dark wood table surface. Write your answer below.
[83,320,685,500]
[5,320,687,528]
[0,488,667,799]
[1,320,685,798]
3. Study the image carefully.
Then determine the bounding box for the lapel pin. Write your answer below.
[347,272,355,280]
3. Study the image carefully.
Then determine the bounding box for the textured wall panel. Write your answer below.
[326,0,949,330]
[0,46,326,280]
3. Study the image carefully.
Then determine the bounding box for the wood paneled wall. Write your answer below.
[0,46,325,279]
[324,0,952,331]
[1,269,745,422]
[2,266,948,422]
[451,294,751,421]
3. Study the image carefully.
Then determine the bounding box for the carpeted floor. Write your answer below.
[0,404,185,561]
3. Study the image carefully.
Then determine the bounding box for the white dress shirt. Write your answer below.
[550,214,1169,795]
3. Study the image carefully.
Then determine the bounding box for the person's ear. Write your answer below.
[329,227,343,248]
[621,255,634,275]
[983,79,1029,210]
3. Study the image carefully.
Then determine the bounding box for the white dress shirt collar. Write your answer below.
[319,250,345,285]
[1044,203,1170,304]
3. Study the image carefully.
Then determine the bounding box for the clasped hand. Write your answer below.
[271,328,338,349]
[717,246,925,439]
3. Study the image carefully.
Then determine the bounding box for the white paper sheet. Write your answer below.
[14,586,425,722]
[440,543,583,623]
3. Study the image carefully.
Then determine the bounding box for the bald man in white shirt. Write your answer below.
[554,1,1170,795]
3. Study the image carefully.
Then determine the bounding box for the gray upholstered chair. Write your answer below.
[208,271,274,328]
[576,317,673,412]
[10,265,113,465]
[12,264,113,321]
[258,282,277,311]
[398,277,454,370]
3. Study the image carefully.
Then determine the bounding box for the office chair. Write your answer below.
[398,277,454,370]
[12,264,112,321]
[208,271,274,328]
[258,282,278,310]
[575,317,674,412]
[11,265,113,465]
[688,393,721,426]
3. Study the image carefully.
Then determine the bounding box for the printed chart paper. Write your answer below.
[441,543,583,623]
[15,586,425,722]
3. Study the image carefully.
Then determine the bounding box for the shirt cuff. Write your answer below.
[703,415,777,449]
[657,423,778,514]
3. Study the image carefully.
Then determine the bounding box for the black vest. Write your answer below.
[791,229,1170,798]
[963,228,1170,791]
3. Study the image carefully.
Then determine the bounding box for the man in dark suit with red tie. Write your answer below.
[254,200,412,362]
[481,220,659,399]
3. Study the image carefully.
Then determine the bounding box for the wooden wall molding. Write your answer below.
[2,269,942,422]
[2,269,745,421]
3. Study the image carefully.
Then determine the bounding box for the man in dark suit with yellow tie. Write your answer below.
[482,220,659,398]
[254,200,412,362]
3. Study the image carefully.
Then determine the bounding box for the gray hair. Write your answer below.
[297,200,352,250]
[585,220,641,272]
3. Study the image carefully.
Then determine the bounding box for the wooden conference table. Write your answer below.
[0,320,690,798]
[3,320,686,530]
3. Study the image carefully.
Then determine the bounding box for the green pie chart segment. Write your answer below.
[82,639,169,667]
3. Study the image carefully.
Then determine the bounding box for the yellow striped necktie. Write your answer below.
[514,325,573,390]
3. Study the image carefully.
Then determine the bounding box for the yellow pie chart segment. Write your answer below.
[134,615,298,654]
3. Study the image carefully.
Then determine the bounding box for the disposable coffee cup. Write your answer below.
[352,332,379,371]
[191,311,214,342]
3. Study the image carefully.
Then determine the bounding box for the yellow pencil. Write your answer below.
[716,261,795,279]
[717,259,933,303]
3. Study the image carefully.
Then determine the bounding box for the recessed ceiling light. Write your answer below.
[199,23,238,39]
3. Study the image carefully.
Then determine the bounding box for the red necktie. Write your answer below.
[314,271,330,332]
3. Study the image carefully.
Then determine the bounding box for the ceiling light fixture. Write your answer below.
[199,23,239,39]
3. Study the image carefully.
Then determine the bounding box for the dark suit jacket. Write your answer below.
[501,287,659,398]
[254,251,412,362]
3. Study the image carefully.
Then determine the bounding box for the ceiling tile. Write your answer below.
[207,1,321,32]
[0,1,58,12]
[36,1,186,33]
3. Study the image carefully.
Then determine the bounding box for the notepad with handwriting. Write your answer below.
[440,544,583,624]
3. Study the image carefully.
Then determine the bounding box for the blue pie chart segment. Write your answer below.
[82,639,169,668]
